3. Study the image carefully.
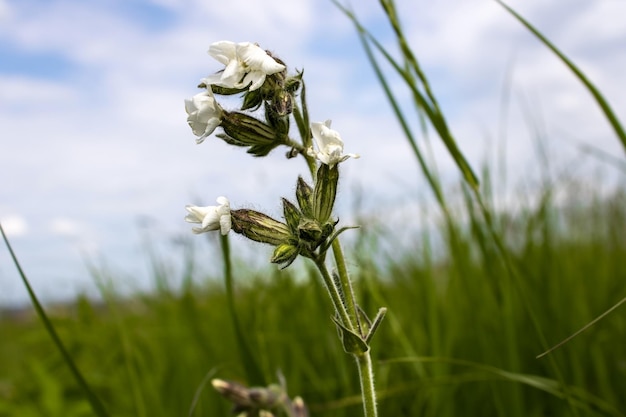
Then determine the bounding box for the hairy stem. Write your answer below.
[355,351,378,417]
[332,239,360,333]
[312,255,352,328]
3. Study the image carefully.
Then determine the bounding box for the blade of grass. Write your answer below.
[378,0,480,191]
[537,296,626,359]
[0,223,110,417]
[382,356,625,417]
[335,2,582,415]
[334,1,479,191]
[220,234,266,386]
[496,0,626,155]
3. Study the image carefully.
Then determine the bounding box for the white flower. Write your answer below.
[202,41,285,91]
[307,120,359,167]
[185,89,223,144]
[185,196,231,235]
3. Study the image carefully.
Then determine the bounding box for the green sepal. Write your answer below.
[241,89,263,111]
[270,89,293,118]
[297,218,323,245]
[270,242,300,269]
[230,209,291,246]
[265,100,290,137]
[216,133,247,148]
[208,84,247,96]
[284,71,303,94]
[295,177,314,218]
[247,143,280,157]
[282,198,301,235]
[221,112,277,146]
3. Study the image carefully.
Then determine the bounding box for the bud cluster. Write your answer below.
[212,378,308,417]
[229,169,340,268]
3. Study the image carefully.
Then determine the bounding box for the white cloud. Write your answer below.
[49,218,81,237]
[0,215,28,237]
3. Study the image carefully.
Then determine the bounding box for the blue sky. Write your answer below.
[1,0,625,306]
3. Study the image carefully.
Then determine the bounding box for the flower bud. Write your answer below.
[211,379,286,411]
[291,396,309,417]
[241,88,264,111]
[282,198,301,234]
[271,243,300,268]
[297,218,323,245]
[313,163,339,224]
[270,89,293,118]
[284,73,302,94]
[221,111,280,156]
[230,209,291,246]
[295,177,314,218]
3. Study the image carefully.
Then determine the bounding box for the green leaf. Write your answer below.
[364,307,387,344]
[497,0,626,155]
[0,223,110,417]
[331,315,369,355]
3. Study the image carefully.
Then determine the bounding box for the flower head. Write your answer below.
[185,196,231,235]
[185,89,223,143]
[203,41,285,91]
[307,120,359,167]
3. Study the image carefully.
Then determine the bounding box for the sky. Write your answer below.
[1,0,625,307]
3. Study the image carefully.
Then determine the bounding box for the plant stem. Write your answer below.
[355,351,378,417]
[331,239,359,332]
[315,240,380,417]
[312,255,352,328]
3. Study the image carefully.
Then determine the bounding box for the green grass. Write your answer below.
[1,183,625,417]
[2,1,626,416]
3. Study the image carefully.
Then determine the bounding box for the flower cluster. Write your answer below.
[184,40,360,269]
[184,40,291,155]
[183,41,384,417]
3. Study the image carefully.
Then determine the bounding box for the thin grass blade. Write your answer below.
[383,356,625,417]
[220,234,266,386]
[497,0,626,154]
[0,223,110,417]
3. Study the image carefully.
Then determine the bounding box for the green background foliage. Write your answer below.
[2,1,626,416]
[2,184,625,416]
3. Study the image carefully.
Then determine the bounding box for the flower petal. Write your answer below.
[208,41,237,65]
[237,43,285,74]
[241,70,266,91]
[219,215,232,235]
[309,120,359,166]
[185,197,231,235]
[185,90,223,141]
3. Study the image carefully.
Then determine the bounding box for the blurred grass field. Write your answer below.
[1,178,625,416]
[2,1,626,416]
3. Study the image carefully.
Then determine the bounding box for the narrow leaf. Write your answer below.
[0,223,110,417]
[497,0,626,155]
[331,315,370,355]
